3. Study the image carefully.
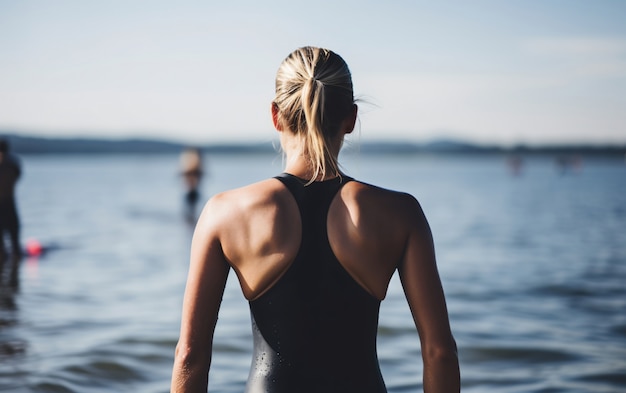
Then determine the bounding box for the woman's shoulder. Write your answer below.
[195,177,289,236]
[344,179,419,206]
[204,178,294,221]
[207,177,287,211]
[340,179,425,225]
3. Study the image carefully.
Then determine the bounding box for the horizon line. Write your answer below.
[2,130,626,149]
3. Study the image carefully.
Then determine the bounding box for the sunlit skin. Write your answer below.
[170,103,460,392]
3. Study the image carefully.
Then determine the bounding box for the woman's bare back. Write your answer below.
[211,175,423,301]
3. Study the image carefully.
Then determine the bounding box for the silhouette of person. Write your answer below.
[0,139,21,259]
[171,47,459,392]
[507,155,524,176]
[179,147,204,221]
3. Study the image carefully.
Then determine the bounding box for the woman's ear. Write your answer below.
[343,104,358,134]
[271,102,283,131]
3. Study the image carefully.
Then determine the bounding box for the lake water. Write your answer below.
[0,151,625,392]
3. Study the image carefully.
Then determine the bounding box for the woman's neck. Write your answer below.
[282,148,341,181]
[279,131,343,181]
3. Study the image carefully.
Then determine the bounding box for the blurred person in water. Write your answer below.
[171,47,459,392]
[179,147,204,221]
[0,138,22,259]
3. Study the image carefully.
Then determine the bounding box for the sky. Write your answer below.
[1,0,625,146]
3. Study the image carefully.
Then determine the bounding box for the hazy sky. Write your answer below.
[1,0,625,145]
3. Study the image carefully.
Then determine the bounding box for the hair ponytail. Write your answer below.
[274,47,354,183]
[301,76,333,182]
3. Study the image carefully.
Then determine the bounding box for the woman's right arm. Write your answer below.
[171,196,231,393]
[397,195,460,392]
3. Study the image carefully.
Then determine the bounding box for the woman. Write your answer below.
[171,47,459,392]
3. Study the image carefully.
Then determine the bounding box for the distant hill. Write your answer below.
[1,133,625,157]
[3,134,184,154]
[1,134,275,155]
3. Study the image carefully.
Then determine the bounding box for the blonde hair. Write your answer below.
[274,47,354,182]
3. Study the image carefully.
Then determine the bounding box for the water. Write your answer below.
[1,152,625,392]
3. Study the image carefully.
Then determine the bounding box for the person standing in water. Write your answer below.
[179,147,204,221]
[171,47,459,392]
[0,139,22,259]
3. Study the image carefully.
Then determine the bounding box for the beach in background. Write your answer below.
[0,151,625,392]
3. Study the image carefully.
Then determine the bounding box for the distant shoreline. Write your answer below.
[2,133,625,157]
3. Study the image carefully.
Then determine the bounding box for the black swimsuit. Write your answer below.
[245,173,387,393]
